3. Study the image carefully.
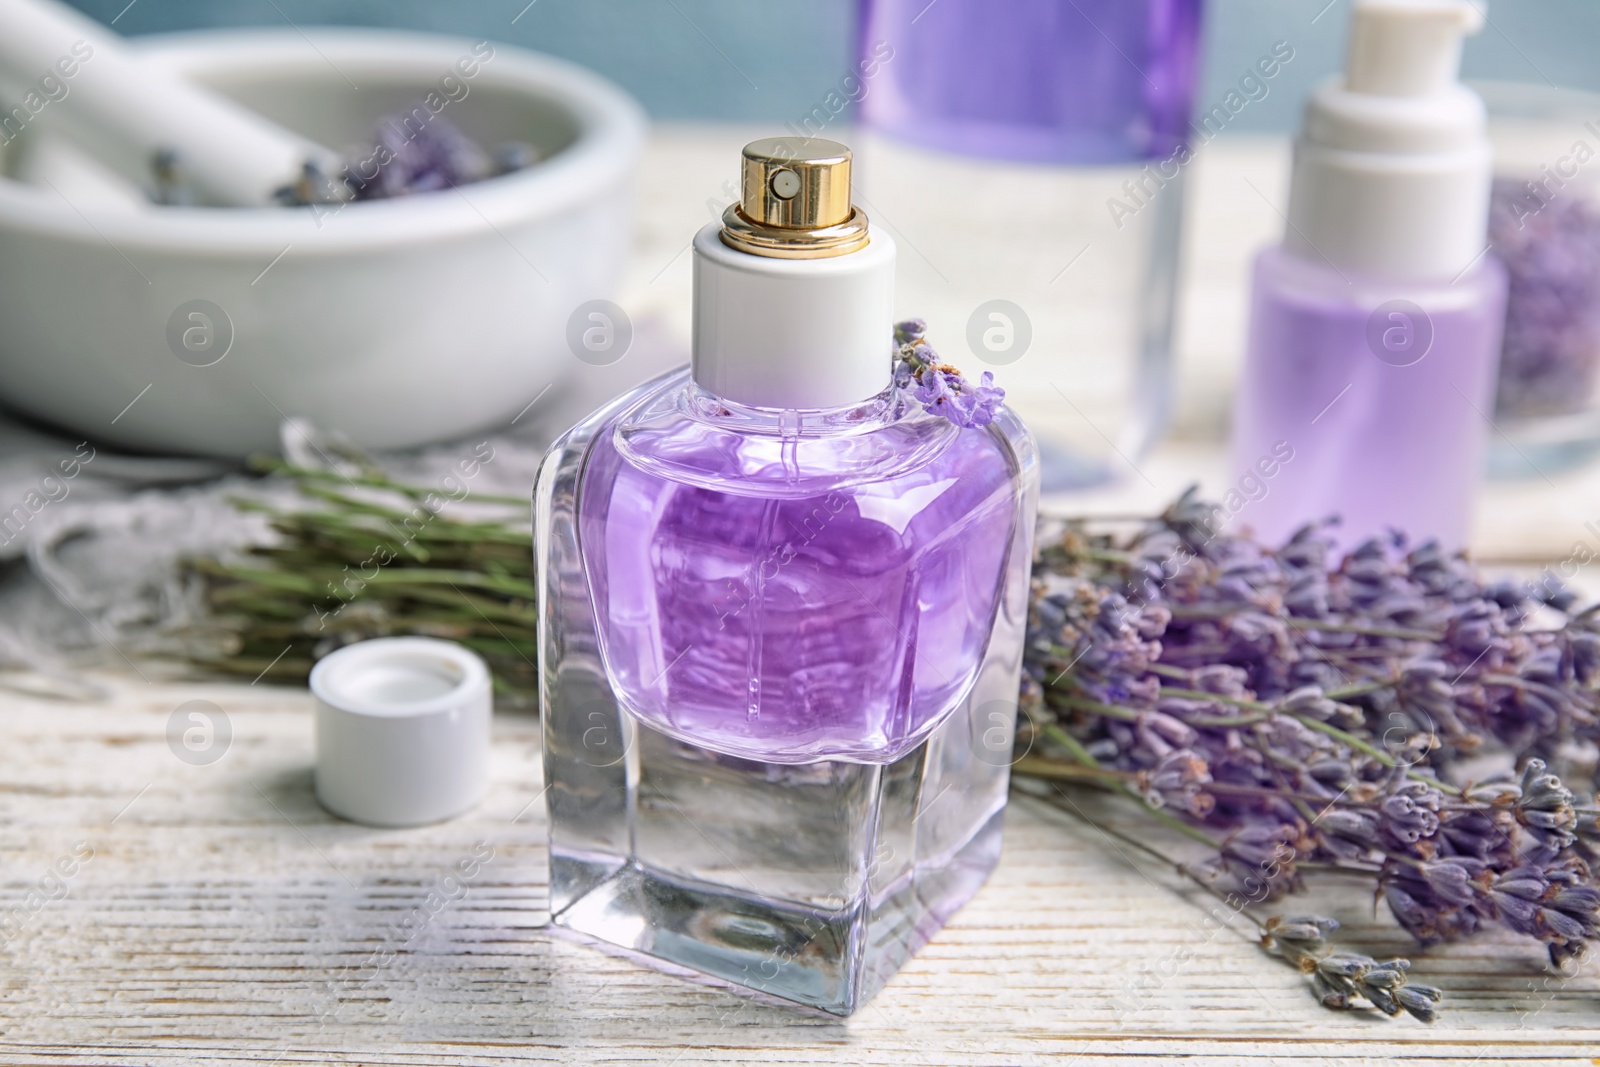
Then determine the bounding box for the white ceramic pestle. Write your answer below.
[0,0,343,205]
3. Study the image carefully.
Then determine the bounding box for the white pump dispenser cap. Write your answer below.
[1345,0,1482,95]
[692,139,896,410]
[1284,0,1491,281]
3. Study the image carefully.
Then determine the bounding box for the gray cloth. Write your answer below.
[0,323,683,697]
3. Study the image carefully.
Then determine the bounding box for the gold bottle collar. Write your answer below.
[719,137,870,259]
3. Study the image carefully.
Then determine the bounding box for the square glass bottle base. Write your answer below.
[546,702,1011,1015]
[535,371,1039,1015]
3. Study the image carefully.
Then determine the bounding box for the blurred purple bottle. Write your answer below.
[853,0,1203,490]
[859,0,1203,163]
[1230,1,1506,551]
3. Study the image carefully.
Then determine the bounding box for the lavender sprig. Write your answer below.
[1263,917,1442,1023]
[894,319,1005,429]
[1020,489,1600,1016]
[182,460,538,703]
[1040,792,1445,1022]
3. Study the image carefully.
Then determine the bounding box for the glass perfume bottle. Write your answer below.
[536,139,1039,1014]
[1230,0,1508,551]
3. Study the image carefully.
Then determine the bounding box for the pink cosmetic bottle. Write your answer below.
[1230,0,1507,551]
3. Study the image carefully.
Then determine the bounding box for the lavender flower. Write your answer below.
[1139,749,1215,816]
[1262,916,1441,1022]
[348,111,493,200]
[1379,780,1444,848]
[1487,861,1600,969]
[1021,489,1600,1015]
[893,320,1006,429]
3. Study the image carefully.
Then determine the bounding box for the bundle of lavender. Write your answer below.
[183,460,538,703]
[1018,489,1600,1021]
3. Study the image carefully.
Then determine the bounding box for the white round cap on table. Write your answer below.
[310,637,492,828]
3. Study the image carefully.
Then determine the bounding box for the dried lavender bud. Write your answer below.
[1384,882,1447,944]
[1318,809,1380,849]
[348,111,492,200]
[1417,859,1486,907]
[1578,808,1600,840]
[894,319,927,345]
[1162,487,1228,551]
[1137,710,1197,755]
[1361,960,1411,989]
[892,321,1006,429]
[1311,970,1352,1008]
[1207,821,1304,902]
[1437,806,1509,858]
[1316,951,1375,978]
[1394,983,1442,1023]
[1364,983,1400,1016]
[1306,756,1355,789]
[1567,619,1600,666]
[1396,658,1468,745]
[1191,664,1253,699]
[1515,769,1580,861]
[1486,862,1599,966]
[1139,749,1214,816]
[1278,685,1363,728]
[1518,759,1577,829]
[1297,949,1430,1019]
[1379,781,1444,846]
[1263,914,1339,951]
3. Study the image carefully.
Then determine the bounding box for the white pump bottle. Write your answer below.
[1229,0,1508,552]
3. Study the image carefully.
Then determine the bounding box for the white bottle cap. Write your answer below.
[693,225,896,409]
[692,138,897,410]
[311,637,492,828]
[1285,0,1490,280]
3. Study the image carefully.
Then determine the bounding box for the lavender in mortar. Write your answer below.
[1021,489,1600,1018]
[345,111,538,200]
[271,111,539,206]
[1488,177,1600,418]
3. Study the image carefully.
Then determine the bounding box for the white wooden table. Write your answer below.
[1,676,1596,1065]
[3,129,1598,1064]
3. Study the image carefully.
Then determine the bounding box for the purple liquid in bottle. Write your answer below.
[859,0,1204,162]
[1230,248,1508,552]
[542,366,1038,1013]
[578,378,1020,764]
[540,136,1041,1016]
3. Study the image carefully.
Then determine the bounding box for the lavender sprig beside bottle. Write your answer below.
[1046,792,1448,1022]
[1263,916,1443,1022]
[1019,489,1600,1019]
[894,319,1005,428]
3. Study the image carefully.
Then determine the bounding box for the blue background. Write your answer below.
[69,0,1600,131]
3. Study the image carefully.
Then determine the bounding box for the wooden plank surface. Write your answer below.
[1,676,1595,1066]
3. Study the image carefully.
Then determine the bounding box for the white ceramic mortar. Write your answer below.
[0,29,645,457]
